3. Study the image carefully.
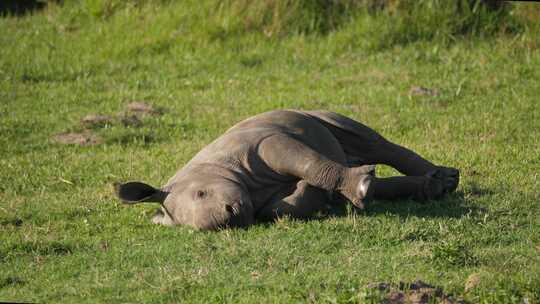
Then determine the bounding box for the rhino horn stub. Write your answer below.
[114,181,168,204]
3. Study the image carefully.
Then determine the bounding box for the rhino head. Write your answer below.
[115,169,255,230]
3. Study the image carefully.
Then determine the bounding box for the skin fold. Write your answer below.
[115,110,459,230]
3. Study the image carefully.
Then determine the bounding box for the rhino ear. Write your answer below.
[114,182,168,204]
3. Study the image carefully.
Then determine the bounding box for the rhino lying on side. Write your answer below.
[115,110,459,230]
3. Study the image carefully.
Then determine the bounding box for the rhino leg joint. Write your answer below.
[260,135,375,208]
[337,166,376,209]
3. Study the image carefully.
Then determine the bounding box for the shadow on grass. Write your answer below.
[0,276,25,289]
[333,189,488,219]
[0,0,46,16]
[250,186,492,230]
[0,217,24,228]
[106,132,159,146]
[8,241,75,256]
[123,183,493,230]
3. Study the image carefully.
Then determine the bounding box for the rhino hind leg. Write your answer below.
[360,152,458,201]
[257,180,328,221]
[370,169,453,202]
[307,111,459,196]
[363,142,459,199]
[364,139,459,194]
[307,111,459,193]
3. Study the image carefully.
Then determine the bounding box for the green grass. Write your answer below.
[1,1,540,303]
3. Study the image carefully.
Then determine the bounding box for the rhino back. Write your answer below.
[226,110,347,163]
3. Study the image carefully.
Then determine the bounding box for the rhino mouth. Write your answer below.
[152,193,255,230]
[151,207,175,226]
[224,211,253,229]
[220,200,254,229]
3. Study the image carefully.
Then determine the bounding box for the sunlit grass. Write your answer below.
[1,1,539,303]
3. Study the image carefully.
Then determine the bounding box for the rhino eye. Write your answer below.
[195,190,206,199]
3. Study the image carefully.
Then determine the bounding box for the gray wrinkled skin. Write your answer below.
[115,110,459,230]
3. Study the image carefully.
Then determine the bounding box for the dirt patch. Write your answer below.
[126,101,165,116]
[52,131,102,146]
[409,86,441,97]
[80,114,115,128]
[119,114,143,127]
[366,280,464,304]
[53,102,166,146]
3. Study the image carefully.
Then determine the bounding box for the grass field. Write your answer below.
[1,1,539,303]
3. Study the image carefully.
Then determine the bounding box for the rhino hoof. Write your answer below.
[437,166,460,194]
[423,173,445,201]
[422,167,459,201]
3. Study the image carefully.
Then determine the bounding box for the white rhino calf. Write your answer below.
[115,110,459,230]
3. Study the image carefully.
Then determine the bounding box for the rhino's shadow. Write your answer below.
[253,188,487,227]
[0,0,46,16]
[328,189,485,220]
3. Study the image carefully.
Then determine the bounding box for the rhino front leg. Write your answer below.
[257,180,328,221]
[259,134,374,209]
